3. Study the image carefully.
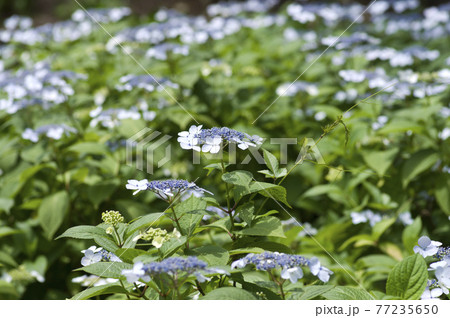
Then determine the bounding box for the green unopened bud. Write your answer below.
[8,266,34,283]
[106,226,114,235]
[102,210,124,227]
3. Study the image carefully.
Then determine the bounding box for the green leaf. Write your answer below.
[237,202,254,225]
[362,148,398,177]
[323,286,374,300]
[188,245,229,266]
[302,184,342,198]
[402,217,422,254]
[0,251,18,267]
[298,285,334,300]
[0,281,19,299]
[202,287,257,300]
[401,150,439,188]
[251,241,291,253]
[178,212,203,238]
[249,182,291,208]
[386,254,428,300]
[222,170,253,187]
[204,217,232,235]
[262,149,279,175]
[94,234,119,253]
[56,225,107,240]
[86,181,119,208]
[115,248,147,263]
[67,142,109,155]
[174,195,207,216]
[160,236,187,258]
[236,216,286,238]
[378,120,423,134]
[229,247,265,256]
[38,191,69,240]
[0,227,20,238]
[204,163,230,176]
[435,178,450,216]
[174,195,207,237]
[77,262,132,279]
[0,198,14,214]
[70,283,127,300]
[371,217,396,241]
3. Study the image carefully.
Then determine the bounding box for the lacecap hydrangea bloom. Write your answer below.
[121,256,228,284]
[177,125,263,153]
[414,237,450,300]
[231,251,333,283]
[126,179,212,198]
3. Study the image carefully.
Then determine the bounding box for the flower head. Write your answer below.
[231,251,332,284]
[81,246,102,266]
[126,179,149,195]
[101,210,124,226]
[413,236,442,257]
[121,256,228,284]
[134,227,181,248]
[421,280,444,300]
[126,179,212,199]
[80,246,122,266]
[177,125,262,153]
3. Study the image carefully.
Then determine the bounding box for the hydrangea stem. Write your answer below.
[113,226,123,247]
[220,160,235,230]
[268,270,285,300]
[170,205,184,236]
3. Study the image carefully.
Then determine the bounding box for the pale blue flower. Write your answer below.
[308,257,333,283]
[126,179,149,195]
[280,267,303,283]
[122,262,150,283]
[81,246,102,266]
[414,236,442,257]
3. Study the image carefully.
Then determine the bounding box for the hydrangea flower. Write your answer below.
[80,246,122,266]
[21,124,77,142]
[125,179,149,195]
[419,241,450,300]
[434,266,450,294]
[89,106,142,128]
[122,262,151,283]
[421,284,444,300]
[350,210,383,227]
[231,251,333,283]
[280,267,304,283]
[81,246,103,266]
[397,211,414,226]
[121,257,228,284]
[177,125,262,153]
[413,236,442,257]
[72,275,118,287]
[308,257,333,283]
[0,62,86,114]
[126,179,212,199]
[116,74,179,92]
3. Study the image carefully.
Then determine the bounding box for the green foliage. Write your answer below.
[386,254,428,300]
[0,0,448,300]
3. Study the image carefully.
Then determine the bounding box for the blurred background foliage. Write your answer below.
[0,0,449,299]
